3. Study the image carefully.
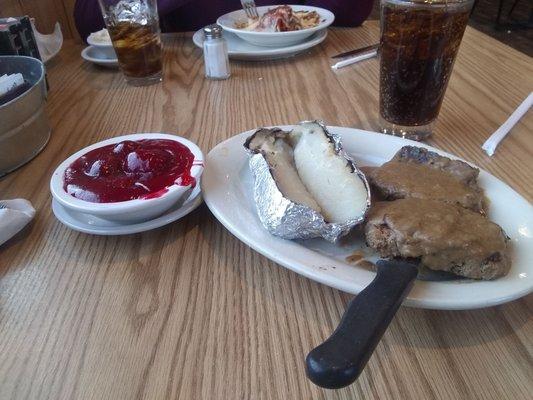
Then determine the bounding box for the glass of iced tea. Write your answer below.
[98,0,162,86]
[379,0,473,140]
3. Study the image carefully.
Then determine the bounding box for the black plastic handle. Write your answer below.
[305,259,418,389]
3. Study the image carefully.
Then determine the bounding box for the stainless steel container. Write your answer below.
[0,56,50,177]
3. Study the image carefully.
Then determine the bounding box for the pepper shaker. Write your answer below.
[203,24,230,80]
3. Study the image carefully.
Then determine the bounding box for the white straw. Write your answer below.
[482,92,533,156]
[331,50,378,70]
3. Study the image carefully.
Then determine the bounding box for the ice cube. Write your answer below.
[110,0,151,25]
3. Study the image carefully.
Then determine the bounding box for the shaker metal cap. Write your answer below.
[203,24,223,39]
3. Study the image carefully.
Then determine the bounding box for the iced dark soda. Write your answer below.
[99,0,163,86]
[108,21,162,81]
[379,0,473,140]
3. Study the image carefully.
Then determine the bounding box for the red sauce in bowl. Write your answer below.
[64,139,195,203]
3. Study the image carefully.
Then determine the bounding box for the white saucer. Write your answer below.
[192,28,327,61]
[52,184,203,235]
[81,46,119,68]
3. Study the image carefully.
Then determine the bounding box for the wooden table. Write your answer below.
[1,21,532,400]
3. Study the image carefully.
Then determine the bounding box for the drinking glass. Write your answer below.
[98,0,163,86]
[379,0,474,140]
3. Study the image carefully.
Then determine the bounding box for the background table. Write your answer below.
[0,21,532,399]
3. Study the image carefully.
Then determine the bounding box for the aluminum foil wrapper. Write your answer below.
[245,120,371,242]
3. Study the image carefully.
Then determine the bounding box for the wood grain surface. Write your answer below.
[0,22,532,400]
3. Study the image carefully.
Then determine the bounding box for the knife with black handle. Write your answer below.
[305,259,418,389]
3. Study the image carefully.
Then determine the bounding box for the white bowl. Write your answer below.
[81,46,119,68]
[50,133,204,223]
[216,5,334,47]
[86,35,116,58]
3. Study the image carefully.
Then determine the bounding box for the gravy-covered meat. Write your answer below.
[367,146,485,212]
[365,198,510,280]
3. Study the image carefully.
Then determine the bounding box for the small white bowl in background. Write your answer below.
[216,5,334,47]
[81,46,119,68]
[50,133,204,224]
[86,29,117,58]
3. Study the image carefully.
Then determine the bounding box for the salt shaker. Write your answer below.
[203,24,231,80]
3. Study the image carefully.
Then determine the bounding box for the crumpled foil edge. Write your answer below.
[245,120,371,242]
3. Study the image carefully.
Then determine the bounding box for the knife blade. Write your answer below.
[331,43,379,59]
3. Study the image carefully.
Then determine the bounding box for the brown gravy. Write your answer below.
[369,162,483,212]
[345,251,377,272]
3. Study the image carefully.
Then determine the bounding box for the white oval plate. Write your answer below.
[217,5,334,47]
[193,28,327,61]
[81,46,118,68]
[202,126,533,310]
[52,184,202,235]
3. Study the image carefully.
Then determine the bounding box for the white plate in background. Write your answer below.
[202,126,533,310]
[193,28,327,61]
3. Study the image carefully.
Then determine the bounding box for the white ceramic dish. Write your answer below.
[217,5,334,47]
[193,28,327,61]
[85,31,115,57]
[52,183,203,235]
[81,46,118,68]
[202,126,533,310]
[50,133,204,223]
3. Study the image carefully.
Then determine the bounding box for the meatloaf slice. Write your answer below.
[367,146,485,212]
[364,198,511,280]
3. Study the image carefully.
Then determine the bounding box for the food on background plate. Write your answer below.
[365,146,485,212]
[236,5,321,32]
[87,28,112,45]
[64,139,195,203]
[365,198,511,280]
[245,121,370,242]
